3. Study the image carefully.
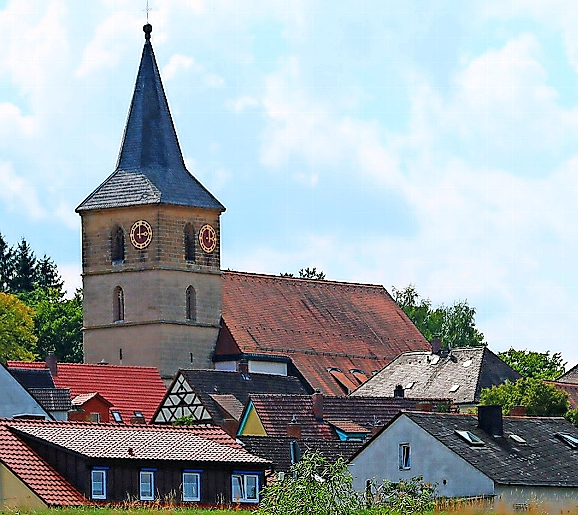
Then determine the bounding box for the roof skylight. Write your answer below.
[449,384,460,393]
[405,381,415,389]
[556,433,578,449]
[509,434,526,444]
[455,430,484,446]
[462,359,473,368]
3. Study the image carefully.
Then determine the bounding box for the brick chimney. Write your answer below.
[287,415,302,439]
[46,351,57,376]
[238,359,249,376]
[393,384,404,398]
[312,390,323,422]
[477,405,503,437]
[509,405,527,417]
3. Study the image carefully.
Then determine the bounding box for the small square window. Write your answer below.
[183,471,201,502]
[398,443,411,470]
[111,410,123,423]
[140,470,155,500]
[91,469,107,500]
[232,473,260,503]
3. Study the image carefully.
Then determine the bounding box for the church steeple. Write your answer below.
[77,24,224,213]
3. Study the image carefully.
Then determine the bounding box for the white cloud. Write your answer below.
[227,95,260,113]
[58,262,82,298]
[203,73,225,88]
[0,103,37,137]
[0,161,46,219]
[162,54,195,80]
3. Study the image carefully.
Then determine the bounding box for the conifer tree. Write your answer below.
[10,239,37,293]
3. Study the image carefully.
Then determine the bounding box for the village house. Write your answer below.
[152,368,307,434]
[7,359,166,423]
[351,346,520,408]
[348,406,578,511]
[0,364,50,420]
[2,419,270,506]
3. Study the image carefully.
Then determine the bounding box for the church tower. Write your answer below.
[76,24,225,379]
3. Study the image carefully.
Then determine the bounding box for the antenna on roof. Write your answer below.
[143,1,152,40]
[144,0,151,23]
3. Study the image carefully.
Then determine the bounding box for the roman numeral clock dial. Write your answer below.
[130,220,153,249]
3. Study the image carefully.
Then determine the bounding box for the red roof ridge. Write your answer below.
[8,361,162,371]
[223,270,386,289]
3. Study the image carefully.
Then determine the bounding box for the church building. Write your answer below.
[76,24,431,394]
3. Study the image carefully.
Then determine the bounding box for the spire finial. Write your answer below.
[143,23,152,40]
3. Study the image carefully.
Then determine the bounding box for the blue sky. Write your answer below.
[2,1,578,366]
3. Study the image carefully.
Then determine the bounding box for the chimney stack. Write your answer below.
[287,415,302,439]
[46,351,57,376]
[477,405,503,437]
[393,384,404,398]
[312,390,323,422]
[509,405,526,417]
[431,339,442,354]
[238,359,249,376]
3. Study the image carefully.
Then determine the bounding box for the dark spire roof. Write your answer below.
[77,24,224,213]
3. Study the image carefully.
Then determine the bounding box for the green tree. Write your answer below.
[392,284,485,349]
[257,451,361,515]
[479,377,569,416]
[10,238,37,293]
[0,292,37,362]
[280,268,326,280]
[35,255,64,291]
[0,233,14,292]
[18,288,83,363]
[497,348,566,380]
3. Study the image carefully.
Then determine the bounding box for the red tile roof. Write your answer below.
[548,381,578,409]
[0,423,85,505]
[7,362,166,423]
[8,419,269,464]
[243,394,452,440]
[220,272,431,395]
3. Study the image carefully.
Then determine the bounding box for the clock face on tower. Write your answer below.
[130,220,153,249]
[199,224,217,253]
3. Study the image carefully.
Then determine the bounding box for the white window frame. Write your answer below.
[140,470,155,500]
[398,443,411,470]
[182,471,201,502]
[91,468,107,500]
[231,472,260,503]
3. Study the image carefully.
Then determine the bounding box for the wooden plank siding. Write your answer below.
[16,435,265,504]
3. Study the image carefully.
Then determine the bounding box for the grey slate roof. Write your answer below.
[351,347,520,405]
[400,412,578,487]
[76,25,224,213]
[156,369,309,426]
[9,368,55,389]
[28,388,72,412]
[557,364,578,384]
[239,436,363,473]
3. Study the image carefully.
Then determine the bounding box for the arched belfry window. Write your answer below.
[111,226,125,264]
[184,223,195,263]
[113,286,125,322]
[186,286,196,321]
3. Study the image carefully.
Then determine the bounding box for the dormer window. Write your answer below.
[184,223,196,263]
[111,226,125,264]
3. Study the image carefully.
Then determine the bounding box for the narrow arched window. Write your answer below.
[184,223,195,263]
[113,286,124,322]
[111,226,125,264]
[186,286,196,321]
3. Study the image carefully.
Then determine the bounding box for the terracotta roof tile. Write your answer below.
[8,419,269,464]
[244,394,451,440]
[7,362,166,423]
[220,272,430,395]
[548,381,578,409]
[0,423,85,505]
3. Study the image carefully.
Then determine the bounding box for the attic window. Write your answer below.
[134,411,144,418]
[462,359,473,368]
[449,384,460,393]
[111,410,123,423]
[405,382,415,390]
[430,355,440,365]
[509,434,526,444]
[556,433,578,449]
[455,430,484,446]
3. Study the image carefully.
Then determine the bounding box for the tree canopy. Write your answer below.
[392,284,485,349]
[497,348,566,380]
[0,292,37,362]
[280,267,326,280]
[479,377,569,416]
